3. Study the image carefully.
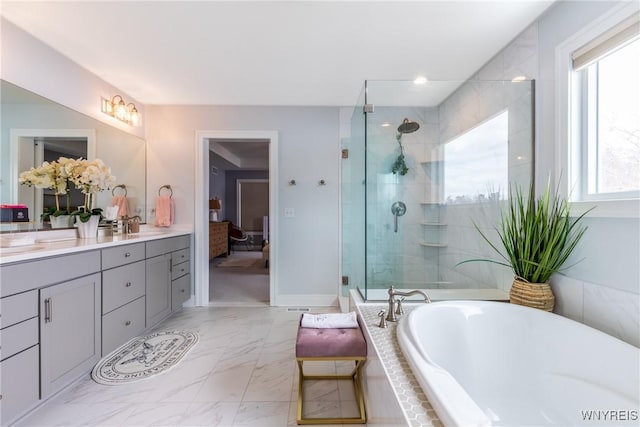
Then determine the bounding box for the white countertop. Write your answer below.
[0,224,193,265]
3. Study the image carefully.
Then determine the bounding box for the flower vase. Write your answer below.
[76,215,100,238]
[50,215,73,229]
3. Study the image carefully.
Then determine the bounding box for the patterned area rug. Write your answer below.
[91,330,198,385]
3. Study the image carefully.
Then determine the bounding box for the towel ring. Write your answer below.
[159,184,173,198]
[112,184,128,197]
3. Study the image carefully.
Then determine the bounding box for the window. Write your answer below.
[571,14,640,202]
[444,111,508,204]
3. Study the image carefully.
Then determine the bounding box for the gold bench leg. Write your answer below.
[296,357,367,425]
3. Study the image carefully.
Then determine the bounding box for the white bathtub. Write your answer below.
[397,301,640,426]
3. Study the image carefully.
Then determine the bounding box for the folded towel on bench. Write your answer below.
[301,312,358,329]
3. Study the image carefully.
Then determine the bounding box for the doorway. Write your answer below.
[194,131,278,307]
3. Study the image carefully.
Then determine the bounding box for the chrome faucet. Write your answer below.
[386,285,431,322]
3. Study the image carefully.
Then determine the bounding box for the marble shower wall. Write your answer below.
[360,24,537,292]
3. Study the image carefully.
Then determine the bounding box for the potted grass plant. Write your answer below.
[459,180,592,311]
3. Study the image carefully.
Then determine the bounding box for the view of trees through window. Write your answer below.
[585,37,640,197]
[444,110,508,204]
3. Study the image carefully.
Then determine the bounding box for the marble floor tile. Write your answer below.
[179,402,240,426]
[119,402,191,426]
[232,401,291,426]
[14,403,135,427]
[17,306,347,427]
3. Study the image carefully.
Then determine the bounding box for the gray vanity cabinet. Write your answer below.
[0,290,39,425]
[39,272,102,398]
[145,253,172,327]
[0,232,191,425]
[101,258,146,355]
[171,248,191,310]
[146,235,191,323]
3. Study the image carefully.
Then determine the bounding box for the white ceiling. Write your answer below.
[1,0,555,107]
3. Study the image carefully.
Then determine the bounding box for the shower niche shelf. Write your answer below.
[420,242,448,248]
[420,222,447,226]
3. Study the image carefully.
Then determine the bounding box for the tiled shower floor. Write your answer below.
[16,306,367,427]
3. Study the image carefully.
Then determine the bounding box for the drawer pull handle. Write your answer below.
[124,252,131,257]
[125,282,132,287]
[44,298,52,323]
[125,320,131,326]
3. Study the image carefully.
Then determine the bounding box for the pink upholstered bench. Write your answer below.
[295,315,367,425]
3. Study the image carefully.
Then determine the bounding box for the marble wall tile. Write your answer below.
[550,275,585,323]
[583,282,640,347]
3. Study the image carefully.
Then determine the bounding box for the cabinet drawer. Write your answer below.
[146,235,190,258]
[0,289,38,328]
[102,260,146,314]
[171,261,190,281]
[102,296,146,356]
[1,251,100,297]
[171,248,190,267]
[102,243,145,269]
[172,274,190,311]
[0,345,40,426]
[0,317,38,361]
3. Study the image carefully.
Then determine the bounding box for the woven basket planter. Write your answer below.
[509,277,555,312]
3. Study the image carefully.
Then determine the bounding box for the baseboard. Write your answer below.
[274,294,338,307]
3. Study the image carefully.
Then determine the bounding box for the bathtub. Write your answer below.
[397,301,640,426]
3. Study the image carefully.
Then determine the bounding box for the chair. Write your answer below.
[229,225,250,252]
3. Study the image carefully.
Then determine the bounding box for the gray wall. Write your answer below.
[146,105,340,304]
[537,1,640,346]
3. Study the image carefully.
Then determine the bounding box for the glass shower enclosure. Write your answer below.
[342,79,535,301]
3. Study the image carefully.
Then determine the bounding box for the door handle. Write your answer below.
[44,297,52,323]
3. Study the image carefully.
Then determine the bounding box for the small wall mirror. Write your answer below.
[0,80,147,231]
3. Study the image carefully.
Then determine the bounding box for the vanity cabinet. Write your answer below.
[146,235,191,324]
[0,290,39,425]
[40,273,102,398]
[0,232,192,425]
[145,253,172,327]
[171,248,191,310]
[101,254,146,355]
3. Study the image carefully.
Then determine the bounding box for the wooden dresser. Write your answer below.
[209,221,229,259]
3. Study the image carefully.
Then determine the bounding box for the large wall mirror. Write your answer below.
[1,80,147,230]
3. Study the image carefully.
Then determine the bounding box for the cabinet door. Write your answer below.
[172,273,191,311]
[0,346,39,425]
[145,254,171,327]
[40,273,101,398]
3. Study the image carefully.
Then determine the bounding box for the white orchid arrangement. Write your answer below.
[19,157,116,222]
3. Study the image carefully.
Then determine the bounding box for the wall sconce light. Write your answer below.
[101,95,142,126]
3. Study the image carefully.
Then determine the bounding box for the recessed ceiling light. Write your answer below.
[413,76,428,85]
[381,123,391,127]
[512,76,527,82]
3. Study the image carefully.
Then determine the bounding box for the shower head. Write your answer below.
[397,118,420,134]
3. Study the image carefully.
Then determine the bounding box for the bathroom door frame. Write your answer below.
[194,130,278,306]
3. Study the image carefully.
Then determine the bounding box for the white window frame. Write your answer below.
[555,2,640,218]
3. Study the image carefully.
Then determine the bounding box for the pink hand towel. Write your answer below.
[111,195,130,219]
[155,195,174,227]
